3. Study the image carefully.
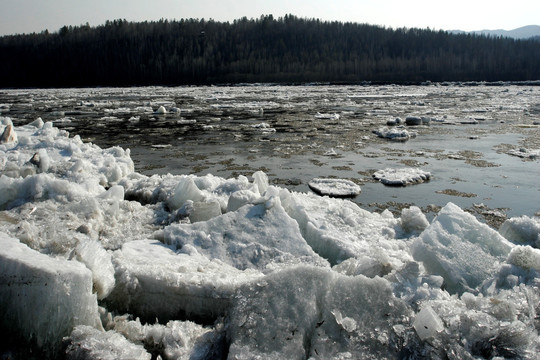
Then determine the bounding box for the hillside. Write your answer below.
[1,15,540,87]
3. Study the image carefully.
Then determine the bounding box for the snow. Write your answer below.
[373,167,431,186]
[1,122,540,358]
[308,178,361,197]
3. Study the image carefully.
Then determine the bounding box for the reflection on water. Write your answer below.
[2,84,539,222]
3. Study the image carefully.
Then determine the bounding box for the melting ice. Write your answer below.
[0,118,539,359]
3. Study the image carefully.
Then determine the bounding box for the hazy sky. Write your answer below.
[1,0,539,36]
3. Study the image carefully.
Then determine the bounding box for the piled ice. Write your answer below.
[1,121,539,359]
[373,167,431,186]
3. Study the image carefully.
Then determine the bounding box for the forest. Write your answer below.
[1,15,540,87]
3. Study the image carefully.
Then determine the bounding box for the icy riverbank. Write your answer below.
[1,119,539,359]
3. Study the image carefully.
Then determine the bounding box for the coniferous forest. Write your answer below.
[1,15,540,88]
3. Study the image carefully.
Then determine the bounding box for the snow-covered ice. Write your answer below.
[373,167,431,186]
[308,177,361,197]
[0,121,539,359]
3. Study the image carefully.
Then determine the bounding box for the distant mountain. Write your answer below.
[451,25,540,39]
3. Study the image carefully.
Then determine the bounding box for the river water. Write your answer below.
[1,83,539,224]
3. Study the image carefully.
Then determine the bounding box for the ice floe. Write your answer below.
[507,147,540,159]
[1,122,539,359]
[308,178,361,197]
[373,126,416,141]
[373,167,431,186]
[315,112,340,120]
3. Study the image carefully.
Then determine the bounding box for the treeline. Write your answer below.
[1,15,540,87]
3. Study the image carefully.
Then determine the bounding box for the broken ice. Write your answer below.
[0,121,539,359]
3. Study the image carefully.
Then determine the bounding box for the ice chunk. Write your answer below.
[0,233,102,355]
[164,196,328,270]
[252,170,269,195]
[75,239,116,300]
[315,112,340,120]
[66,325,151,360]
[168,176,205,210]
[99,184,125,202]
[332,309,357,332]
[251,122,276,133]
[507,147,540,159]
[507,245,540,272]
[412,203,513,294]
[111,317,225,359]
[323,148,338,156]
[373,126,415,141]
[308,178,361,197]
[499,215,540,248]
[109,240,262,323]
[373,167,431,186]
[386,117,402,126]
[0,173,84,209]
[1,116,13,126]
[332,253,393,278]
[285,192,407,267]
[29,117,45,128]
[155,105,167,114]
[189,199,222,223]
[400,206,430,234]
[30,148,51,173]
[413,305,444,341]
[0,124,17,143]
[405,116,423,125]
[228,265,409,359]
[420,286,540,357]
[227,189,261,212]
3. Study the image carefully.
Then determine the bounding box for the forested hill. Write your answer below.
[1,15,540,87]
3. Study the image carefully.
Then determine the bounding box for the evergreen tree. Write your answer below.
[0,15,539,87]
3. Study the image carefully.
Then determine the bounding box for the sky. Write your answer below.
[1,0,539,36]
